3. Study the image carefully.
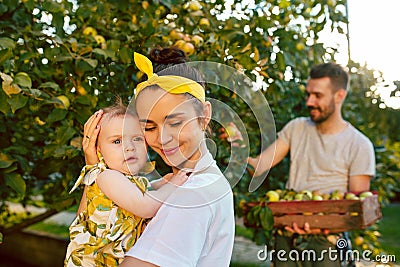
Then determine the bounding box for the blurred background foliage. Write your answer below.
[0,0,399,255]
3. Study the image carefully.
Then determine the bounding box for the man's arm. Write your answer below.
[349,175,372,193]
[247,138,290,177]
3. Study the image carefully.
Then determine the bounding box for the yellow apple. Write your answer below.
[131,15,137,24]
[345,192,357,200]
[76,85,87,95]
[327,0,337,7]
[266,190,280,202]
[188,0,202,11]
[312,195,323,201]
[296,43,305,51]
[169,29,184,40]
[191,35,204,46]
[174,40,186,49]
[83,26,97,36]
[294,193,304,201]
[354,236,364,246]
[142,1,149,9]
[199,18,210,27]
[56,95,70,109]
[182,42,195,56]
[225,125,237,138]
[94,35,105,45]
[35,116,46,126]
[330,190,344,200]
[359,191,373,198]
[300,190,312,200]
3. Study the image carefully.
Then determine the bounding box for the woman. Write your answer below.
[83,47,235,266]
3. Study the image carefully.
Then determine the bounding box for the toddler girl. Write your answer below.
[64,101,187,267]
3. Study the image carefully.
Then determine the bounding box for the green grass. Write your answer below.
[379,202,400,261]
[26,221,69,239]
[230,263,261,267]
[235,224,254,240]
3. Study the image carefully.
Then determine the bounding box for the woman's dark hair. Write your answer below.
[150,47,188,69]
[138,46,210,133]
[147,46,206,88]
[309,62,349,92]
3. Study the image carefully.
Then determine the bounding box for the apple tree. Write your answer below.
[0,0,398,255]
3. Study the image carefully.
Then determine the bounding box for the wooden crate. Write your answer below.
[243,194,382,233]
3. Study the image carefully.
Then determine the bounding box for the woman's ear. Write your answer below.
[202,101,212,129]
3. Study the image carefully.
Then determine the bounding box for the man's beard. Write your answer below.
[308,100,335,124]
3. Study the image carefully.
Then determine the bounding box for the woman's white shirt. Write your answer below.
[125,151,235,267]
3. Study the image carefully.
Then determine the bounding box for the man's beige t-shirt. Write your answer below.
[278,117,376,194]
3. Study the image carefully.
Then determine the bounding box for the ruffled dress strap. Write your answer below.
[69,153,107,194]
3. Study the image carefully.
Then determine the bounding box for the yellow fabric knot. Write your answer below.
[69,151,107,194]
[134,52,205,102]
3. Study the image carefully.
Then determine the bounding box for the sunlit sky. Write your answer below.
[347,0,400,82]
[333,0,400,109]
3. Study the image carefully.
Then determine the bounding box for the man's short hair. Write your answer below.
[309,62,349,91]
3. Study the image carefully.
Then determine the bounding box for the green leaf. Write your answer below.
[83,58,98,68]
[55,125,76,145]
[39,82,61,91]
[5,172,26,196]
[76,59,97,73]
[0,37,15,49]
[107,39,121,52]
[49,196,75,211]
[3,164,18,174]
[0,152,16,168]
[53,145,68,158]
[119,46,132,64]
[14,72,32,88]
[76,94,97,107]
[47,108,68,123]
[259,206,274,231]
[42,0,63,12]
[73,108,95,124]
[7,94,28,113]
[276,52,286,72]
[26,89,51,100]
[0,48,13,65]
[0,88,10,114]
[53,11,65,36]
[254,228,268,245]
[75,95,92,105]
[93,48,114,59]
[43,144,58,158]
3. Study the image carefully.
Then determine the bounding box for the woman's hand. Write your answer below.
[82,110,103,165]
[284,222,329,235]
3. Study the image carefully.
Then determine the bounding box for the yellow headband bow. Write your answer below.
[134,52,205,102]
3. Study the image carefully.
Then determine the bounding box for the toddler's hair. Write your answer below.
[101,97,137,121]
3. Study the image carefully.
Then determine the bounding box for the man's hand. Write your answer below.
[284,222,329,235]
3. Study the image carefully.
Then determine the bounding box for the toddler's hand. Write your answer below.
[167,170,189,186]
